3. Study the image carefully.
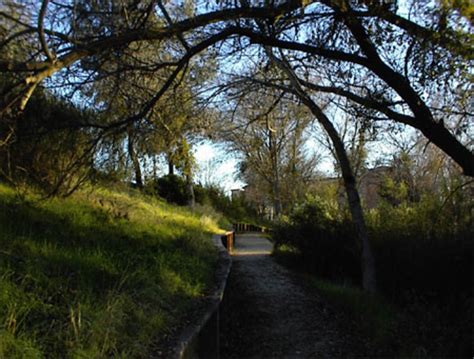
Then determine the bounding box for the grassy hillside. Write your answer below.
[0,183,225,358]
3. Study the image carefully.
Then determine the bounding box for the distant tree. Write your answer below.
[224,90,318,216]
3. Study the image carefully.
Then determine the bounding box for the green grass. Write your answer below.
[307,279,396,347]
[0,183,224,358]
[273,246,397,352]
[273,244,473,356]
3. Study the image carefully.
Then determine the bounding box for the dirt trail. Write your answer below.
[220,233,364,358]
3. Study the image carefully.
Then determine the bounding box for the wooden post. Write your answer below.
[226,232,233,253]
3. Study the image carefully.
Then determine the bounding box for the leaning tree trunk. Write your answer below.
[303,95,376,292]
[268,50,377,292]
[127,125,143,189]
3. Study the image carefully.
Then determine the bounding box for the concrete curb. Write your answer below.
[173,234,232,359]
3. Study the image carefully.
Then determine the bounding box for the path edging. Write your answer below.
[172,234,232,358]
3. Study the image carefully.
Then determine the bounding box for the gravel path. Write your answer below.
[220,233,364,358]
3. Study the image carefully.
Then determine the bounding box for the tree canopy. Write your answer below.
[0,0,472,176]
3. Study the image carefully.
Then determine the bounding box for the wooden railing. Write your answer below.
[233,222,267,233]
[220,231,235,253]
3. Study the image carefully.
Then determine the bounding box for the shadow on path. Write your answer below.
[220,233,364,358]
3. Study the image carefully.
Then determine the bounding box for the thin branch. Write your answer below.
[38,0,56,62]
[157,1,190,50]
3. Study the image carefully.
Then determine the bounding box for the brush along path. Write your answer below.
[220,233,364,358]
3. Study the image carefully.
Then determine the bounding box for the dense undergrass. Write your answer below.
[0,182,224,358]
[272,196,473,357]
[273,246,397,351]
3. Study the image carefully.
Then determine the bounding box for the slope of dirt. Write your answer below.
[220,233,366,358]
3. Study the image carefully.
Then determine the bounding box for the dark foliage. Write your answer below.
[194,184,257,224]
[147,174,190,206]
[272,199,360,283]
[272,196,473,356]
[147,176,260,224]
[0,90,95,196]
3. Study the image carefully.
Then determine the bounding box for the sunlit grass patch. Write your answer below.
[0,182,223,357]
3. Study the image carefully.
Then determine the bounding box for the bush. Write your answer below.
[272,196,360,283]
[147,174,190,205]
[0,91,95,196]
[366,196,473,300]
[194,184,258,224]
[271,192,473,356]
[146,177,260,226]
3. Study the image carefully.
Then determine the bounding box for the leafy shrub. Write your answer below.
[147,174,190,205]
[272,190,473,356]
[366,194,473,300]
[194,184,258,224]
[272,196,360,283]
[0,91,95,196]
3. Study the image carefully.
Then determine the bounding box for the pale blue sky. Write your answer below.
[193,141,246,193]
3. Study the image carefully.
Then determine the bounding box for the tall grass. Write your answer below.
[271,195,473,356]
[0,183,223,357]
[309,278,396,348]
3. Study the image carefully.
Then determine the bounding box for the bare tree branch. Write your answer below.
[38,0,56,62]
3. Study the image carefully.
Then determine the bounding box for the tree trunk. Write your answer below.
[168,158,174,176]
[269,51,376,292]
[268,121,282,216]
[272,178,282,216]
[185,173,195,207]
[152,155,157,180]
[305,97,376,292]
[127,125,143,189]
